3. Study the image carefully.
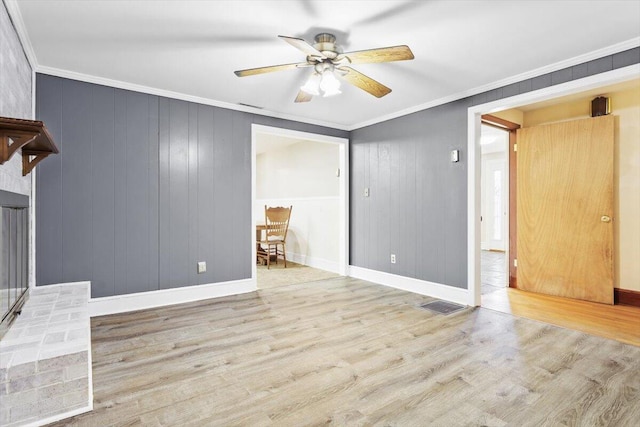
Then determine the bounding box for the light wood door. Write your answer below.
[517,115,614,304]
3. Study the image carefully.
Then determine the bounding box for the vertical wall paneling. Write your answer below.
[36,76,348,297]
[148,96,160,291]
[349,143,364,267]
[125,91,153,293]
[402,137,417,278]
[113,89,127,295]
[232,112,252,280]
[211,107,234,282]
[158,98,171,290]
[196,105,215,284]
[168,99,190,288]
[351,103,470,289]
[350,49,639,290]
[187,103,199,286]
[35,76,63,285]
[61,79,92,283]
[389,140,400,275]
[442,100,469,287]
[90,84,116,297]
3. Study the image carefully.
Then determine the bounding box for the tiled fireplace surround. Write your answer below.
[0,282,92,426]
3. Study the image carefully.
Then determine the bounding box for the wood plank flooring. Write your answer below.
[50,277,640,426]
[480,250,640,346]
[482,287,640,346]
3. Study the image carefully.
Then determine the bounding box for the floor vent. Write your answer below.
[419,300,466,315]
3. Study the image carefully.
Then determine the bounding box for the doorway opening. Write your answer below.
[468,64,639,307]
[251,125,349,289]
[479,123,509,299]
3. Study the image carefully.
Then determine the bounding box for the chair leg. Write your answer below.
[267,244,271,269]
[282,243,287,268]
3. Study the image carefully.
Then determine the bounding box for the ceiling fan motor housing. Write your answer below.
[313,33,340,59]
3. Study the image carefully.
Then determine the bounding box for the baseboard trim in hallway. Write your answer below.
[614,288,640,308]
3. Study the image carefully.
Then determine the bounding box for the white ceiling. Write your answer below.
[9,0,640,130]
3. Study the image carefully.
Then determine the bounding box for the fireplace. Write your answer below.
[0,189,29,339]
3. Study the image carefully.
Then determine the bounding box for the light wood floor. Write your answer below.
[257,261,339,289]
[50,277,640,426]
[483,287,640,346]
[480,250,640,346]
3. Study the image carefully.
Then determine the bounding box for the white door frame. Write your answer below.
[251,124,350,284]
[467,63,640,307]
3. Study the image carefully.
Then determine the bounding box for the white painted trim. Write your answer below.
[467,63,640,307]
[35,66,351,131]
[251,124,350,284]
[30,67,36,289]
[256,196,340,203]
[349,265,469,306]
[88,278,256,317]
[285,251,340,274]
[351,38,640,130]
[3,0,38,69]
[25,404,93,427]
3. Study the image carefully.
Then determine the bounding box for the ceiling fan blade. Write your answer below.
[339,67,392,98]
[278,35,326,59]
[294,90,313,103]
[341,45,414,64]
[234,62,308,77]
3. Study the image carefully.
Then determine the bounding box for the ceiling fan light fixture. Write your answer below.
[320,69,341,97]
[300,72,321,96]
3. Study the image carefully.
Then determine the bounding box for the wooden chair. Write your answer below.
[257,205,292,269]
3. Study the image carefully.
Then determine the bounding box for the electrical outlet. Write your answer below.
[390,254,396,264]
[197,261,206,274]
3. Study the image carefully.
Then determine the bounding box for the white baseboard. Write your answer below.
[286,251,340,274]
[89,278,257,317]
[348,266,469,306]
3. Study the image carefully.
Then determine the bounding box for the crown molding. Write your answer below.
[3,0,38,69]
[349,37,640,130]
[35,66,351,131]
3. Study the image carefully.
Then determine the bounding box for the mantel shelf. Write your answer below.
[0,116,59,176]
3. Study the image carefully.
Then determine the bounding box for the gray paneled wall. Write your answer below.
[350,47,640,290]
[351,100,470,288]
[35,75,347,297]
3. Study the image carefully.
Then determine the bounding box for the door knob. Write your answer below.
[601,215,611,223]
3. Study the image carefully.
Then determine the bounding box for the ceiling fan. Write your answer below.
[234,33,414,103]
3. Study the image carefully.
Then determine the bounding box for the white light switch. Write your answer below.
[197,261,206,274]
[364,187,370,197]
[450,149,460,163]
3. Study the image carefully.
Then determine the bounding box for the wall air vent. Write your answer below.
[238,103,264,110]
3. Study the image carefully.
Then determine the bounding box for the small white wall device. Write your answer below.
[450,149,460,163]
